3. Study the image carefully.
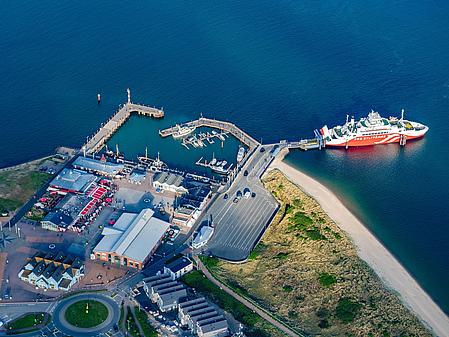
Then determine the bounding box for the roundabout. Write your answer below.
[52,293,119,336]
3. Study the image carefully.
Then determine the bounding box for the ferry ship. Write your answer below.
[320,110,428,147]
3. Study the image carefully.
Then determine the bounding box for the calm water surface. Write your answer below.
[1,1,448,313]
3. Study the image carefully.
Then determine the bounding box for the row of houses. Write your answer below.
[18,251,84,291]
[142,258,229,337]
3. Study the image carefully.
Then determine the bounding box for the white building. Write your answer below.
[164,257,194,280]
[152,172,188,194]
[18,251,84,291]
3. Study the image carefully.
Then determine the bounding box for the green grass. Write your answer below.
[0,198,22,213]
[134,307,158,337]
[119,305,125,328]
[64,300,109,328]
[200,255,219,270]
[248,243,268,260]
[318,272,337,288]
[181,271,280,337]
[5,313,49,333]
[274,252,289,260]
[125,307,140,337]
[335,298,362,323]
[305,228,326,240]
[282,285,293,292]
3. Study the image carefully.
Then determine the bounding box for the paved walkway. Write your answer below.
[195,257,301,337]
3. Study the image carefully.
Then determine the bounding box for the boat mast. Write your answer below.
[401,109,405,121]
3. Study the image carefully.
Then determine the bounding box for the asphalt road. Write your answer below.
[204,145,279,261]
[52,293,119,337]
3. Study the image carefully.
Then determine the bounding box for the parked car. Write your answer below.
[260,147,266,153]
[243,188,251,199]
[223,193,228,200]
[244,170,249,176]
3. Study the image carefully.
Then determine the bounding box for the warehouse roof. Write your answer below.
[73,156,124,176]
[94,209,170,263]
[50,168,97,193]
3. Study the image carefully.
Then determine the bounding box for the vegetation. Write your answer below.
[318,272,337,288]
[203,170,431,337]
[248,242,268,260]
[125,307,140,337]
[134,307,158,337]
[335,298,362,323]
[181,270,285,337]
[0,166,50,213]
[64,300,109,328]
[5,313,49,334]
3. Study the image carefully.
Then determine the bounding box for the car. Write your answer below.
[233,196,240,203]
[251,192,256,198]
[223,193,228,200]
[243,188,251,199]
[243,170,249,176]
[260,147,266,153]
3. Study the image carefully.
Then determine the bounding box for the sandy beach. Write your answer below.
[269,148,449,337]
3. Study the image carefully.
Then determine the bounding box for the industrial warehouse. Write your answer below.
[92,208,170,269]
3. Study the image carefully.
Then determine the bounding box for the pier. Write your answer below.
[83,101,164,154]
[159,117,260,150]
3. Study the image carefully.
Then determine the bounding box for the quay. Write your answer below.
[159,117,260,150]
[83,94,164,154]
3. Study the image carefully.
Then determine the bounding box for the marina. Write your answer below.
[159,117,260,151]
[180,130,229,149]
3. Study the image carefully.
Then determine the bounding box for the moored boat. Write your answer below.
[320,110,428,147]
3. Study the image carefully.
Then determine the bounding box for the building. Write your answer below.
[164,257,193,280]
[192,226,214,249]
[172,179,211,227]
[18,251,84,291]
[48,168,97,195]
[41,210,74,232]
[152,172,188,194]
[143,273,187,312]
[172,206,199,227]
[73,156,124,178]
[178,297,229,337]
[92,209,170,269]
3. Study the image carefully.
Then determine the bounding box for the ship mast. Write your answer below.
[401,109,405,121]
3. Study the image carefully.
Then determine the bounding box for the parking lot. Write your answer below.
[204,145,279,261]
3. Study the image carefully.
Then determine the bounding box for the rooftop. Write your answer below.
[94,209,170,263]
[165,257,192,273]
[153,171,184,187]
[50,168,97,193]
[73,156,124,175]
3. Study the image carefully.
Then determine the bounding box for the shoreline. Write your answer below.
[269,148,449,337]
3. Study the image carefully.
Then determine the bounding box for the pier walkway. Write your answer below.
[83,102,164,154]
[159,117,260,150]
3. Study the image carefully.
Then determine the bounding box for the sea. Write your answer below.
[1,1,448,314]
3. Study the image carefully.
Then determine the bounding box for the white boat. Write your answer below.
[172,124,196,139]
[210,158,217,166]
[221,160,227,166]
[237,146,245,162]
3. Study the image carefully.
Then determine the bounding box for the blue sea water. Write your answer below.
[1,1,448,313]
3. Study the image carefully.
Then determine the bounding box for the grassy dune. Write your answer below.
[0,162,50,213]
[207,169,430,337]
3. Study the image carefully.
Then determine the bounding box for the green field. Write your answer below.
[5,312,49,333]
[181,270,285,337]
[134,307,158,337]
[64,300,109,328]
